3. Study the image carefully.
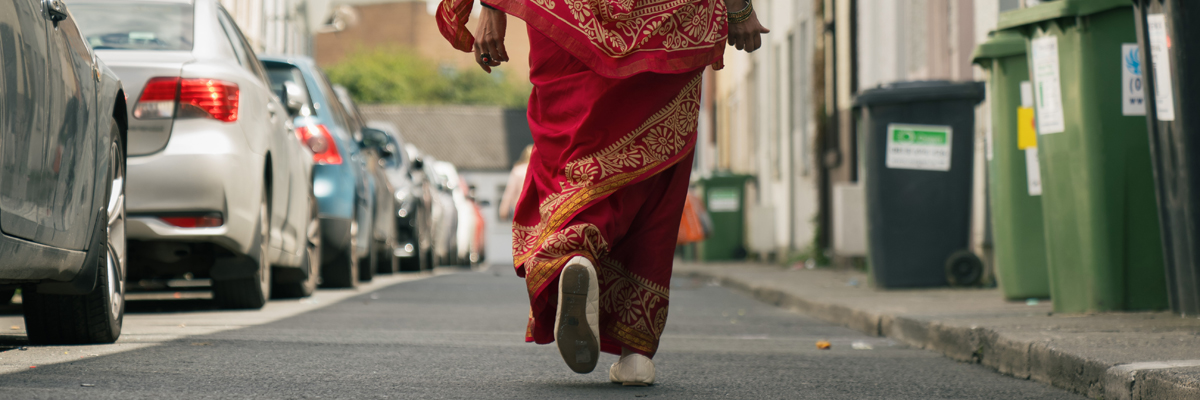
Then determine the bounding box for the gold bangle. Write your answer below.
[728,0,753,24]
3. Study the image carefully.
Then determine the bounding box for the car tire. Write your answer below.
[358,241,376,282]
[321,220,359,288]
[273,194,321,298]
[212,195,271,309]
[399,237,422,272]
[22,121,126,345]
[374,239,397,275]
[0,289,15,305]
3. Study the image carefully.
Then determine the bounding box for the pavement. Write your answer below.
[675,262,1200,400]
[0,266,1082,399]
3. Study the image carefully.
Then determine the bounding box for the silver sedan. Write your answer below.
[70,0,320,308]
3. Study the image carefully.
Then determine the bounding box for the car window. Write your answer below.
[71,2,194,51]
[219,8,270,84]
[263,62,316,116]
[215,8,250,68]
[313,72,357,135]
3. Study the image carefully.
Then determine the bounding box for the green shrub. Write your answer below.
[326,47,530,107]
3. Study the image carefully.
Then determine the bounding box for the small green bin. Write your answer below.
[998,0,1167,312]
[697,174,753,261]
[972,30,1051,300]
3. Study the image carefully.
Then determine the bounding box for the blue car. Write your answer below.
[259,55,378,288]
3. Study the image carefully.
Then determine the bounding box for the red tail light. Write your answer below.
[295,124,342,164]
[133,77,239,122]
[160,213,224,228]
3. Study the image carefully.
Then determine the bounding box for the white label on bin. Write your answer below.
[1122,43,1147,116]
[1147,14,1176,121]
[707,188,739,212]
[1031,36,1066,134]
[885,124,952,171]
[1025,147,1042,196]
[1020,81,1034,108]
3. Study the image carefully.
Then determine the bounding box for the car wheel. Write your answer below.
[358,240,376,282]
[399,237,422,272]
[374,239,397,275]
[274,194,321,298]
[212,195,271,309]
[23,121,126,344]
[0,289,15,305]
[321,220,359,288]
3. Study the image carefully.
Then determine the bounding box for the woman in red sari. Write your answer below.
[437,0,768,386]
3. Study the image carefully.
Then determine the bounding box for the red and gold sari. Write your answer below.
[437,0,727,358]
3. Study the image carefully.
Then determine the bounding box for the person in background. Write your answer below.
[436,0,768,386]
[498,145,533,221]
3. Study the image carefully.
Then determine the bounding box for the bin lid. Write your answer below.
[971,30,1026,64]
[996,0,1131,31]
[853,81,985,107]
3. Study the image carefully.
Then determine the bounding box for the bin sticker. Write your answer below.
[1020,81,1034,108]
[1025,147,1042,196]
[1031,36,1066,134]
[1122,44,1146,116]
[708,188,740,212]
[1017,107,1037,150]
[886,124,952,171]
[1147,14,1176,121]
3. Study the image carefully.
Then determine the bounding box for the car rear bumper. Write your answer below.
[125,121,263,256]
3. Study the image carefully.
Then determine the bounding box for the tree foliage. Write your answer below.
[325,47,530,107]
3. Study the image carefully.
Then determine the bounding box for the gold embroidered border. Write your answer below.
[513,74,702,276]
[598,257,670,354]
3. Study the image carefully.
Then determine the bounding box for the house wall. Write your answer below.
[708,0,820,260]
[220,0,316,55]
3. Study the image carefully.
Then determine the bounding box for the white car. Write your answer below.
[71,0,320,308]
[433,162,478,266]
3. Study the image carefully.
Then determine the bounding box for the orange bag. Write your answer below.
[678,192,707,245]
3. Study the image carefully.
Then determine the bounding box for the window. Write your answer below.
[72,3,194,51]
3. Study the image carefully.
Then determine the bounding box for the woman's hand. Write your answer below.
[474,6,509,73]
[726,0,770,52]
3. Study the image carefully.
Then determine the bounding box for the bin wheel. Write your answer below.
[945,250,984,287]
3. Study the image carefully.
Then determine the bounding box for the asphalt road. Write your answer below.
[0,267,1084,399]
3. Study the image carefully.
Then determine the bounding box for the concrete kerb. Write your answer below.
[677,269,1200,400]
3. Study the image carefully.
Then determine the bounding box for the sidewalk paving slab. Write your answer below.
[674,262,1200,400]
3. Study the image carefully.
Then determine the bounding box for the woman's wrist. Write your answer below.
[727,0,753,24]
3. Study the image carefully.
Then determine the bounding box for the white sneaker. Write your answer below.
[609,352,655,386]
[554,256,600,373]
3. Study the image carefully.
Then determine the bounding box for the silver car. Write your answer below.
[70,0,320,308]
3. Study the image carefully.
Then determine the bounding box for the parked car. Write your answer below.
[70,0,320,308]
[403,144,437,271]
[422,155,458,266]
[0,0,127,344]
[433,162,477,266]
[258,55,376,287]
[331,85,397,275]
[368,122,433,272]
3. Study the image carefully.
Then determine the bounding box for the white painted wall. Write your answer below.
[220,0,316,55]
[708,0,819,259]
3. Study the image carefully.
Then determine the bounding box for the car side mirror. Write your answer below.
[361,127,389,150]
[282,81,307,117]
[411,158,424,170]
[44,0,67,21]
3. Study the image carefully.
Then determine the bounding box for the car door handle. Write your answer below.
[43,0,67,21]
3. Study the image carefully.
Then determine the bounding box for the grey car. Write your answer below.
[69,0,321,308]
[0,0,128,344]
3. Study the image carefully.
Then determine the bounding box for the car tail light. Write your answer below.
[133,77,180,119]
[295,124,342,165]
[159,213,224,228]
[133,77,239,122]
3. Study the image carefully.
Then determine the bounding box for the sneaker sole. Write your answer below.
[556,264,599,373]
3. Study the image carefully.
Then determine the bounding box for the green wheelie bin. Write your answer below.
[972,30,1051,300]
[998,0,1167,313]
[697,174,754,261]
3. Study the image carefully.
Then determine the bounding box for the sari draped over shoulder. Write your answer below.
[436,0,726,358]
